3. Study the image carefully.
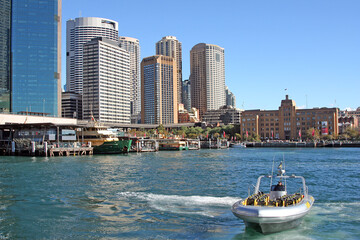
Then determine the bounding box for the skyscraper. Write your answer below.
[61,92,82,119]
[82,37,130,124]
[66,17,118,94]
[190,43,225,119]
[0,0,62,116]
[225,86,236,108]
[119,36,141,117]
[141,55,178,124]
[0,0,11,112]
[156,36,182,105]
[182,79,191,112]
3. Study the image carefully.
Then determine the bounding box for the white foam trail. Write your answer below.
[311,202,360,221]
[118,192,241,217]
[118,192,240,206]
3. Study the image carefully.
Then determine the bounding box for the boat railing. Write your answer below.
[254,174,308,198]
[248,184,256,197]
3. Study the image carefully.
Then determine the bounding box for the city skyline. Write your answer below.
[61,0,360,111]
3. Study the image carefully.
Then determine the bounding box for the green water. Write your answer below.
[0,148,359,239]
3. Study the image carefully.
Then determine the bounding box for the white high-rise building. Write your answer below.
[66,17,119,94]
[190,43,225,119]
[156,36,182,104]
[119,36,141,117]
[83,37,130,123]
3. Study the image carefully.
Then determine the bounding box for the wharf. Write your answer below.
[0,140,93,157]
[245,141,360,148]
[49,146,93,157]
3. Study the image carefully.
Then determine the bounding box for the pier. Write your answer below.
[0,140,93,157]
[49,145,93,157]
[245,141,360,148]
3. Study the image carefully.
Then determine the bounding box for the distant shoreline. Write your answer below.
[244,141,360,148]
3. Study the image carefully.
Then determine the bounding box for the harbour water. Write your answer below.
[0,148,359,239]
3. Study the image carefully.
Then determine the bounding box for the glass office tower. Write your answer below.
[0,0,11,112]
[10,0,61,116]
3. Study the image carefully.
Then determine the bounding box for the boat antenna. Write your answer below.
[270,156,275,189]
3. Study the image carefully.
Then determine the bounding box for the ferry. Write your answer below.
[80,124,132,154]
[231,162,314,234]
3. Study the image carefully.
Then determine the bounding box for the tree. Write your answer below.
[249,133,260,142]
[235,133,242,141]
[345,128,359,140]
[157,124,165,134]
[321,135,333,141]
[212,132,219,138]
[306,128,320,141]
[339,133,350,140]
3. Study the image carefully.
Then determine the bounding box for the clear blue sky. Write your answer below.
[61,0,360,111]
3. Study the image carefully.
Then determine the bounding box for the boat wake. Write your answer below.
[117,192,240,217]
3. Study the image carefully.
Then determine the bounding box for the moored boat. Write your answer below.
[158,139,188,150]
[230,142,246,148]
[231,162,314,234]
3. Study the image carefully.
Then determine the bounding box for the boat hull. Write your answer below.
[232,195,314,234]
[245,218,303,234]
[159,145,188,151]
[230,143,246,148]
[93,139,132,154]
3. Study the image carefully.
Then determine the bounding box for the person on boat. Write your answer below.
[274,181,285,191]
[123,146,128,153]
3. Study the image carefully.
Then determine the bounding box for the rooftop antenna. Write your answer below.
[306,94,308,109]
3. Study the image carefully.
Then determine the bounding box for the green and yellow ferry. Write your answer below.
[80,124,132,154]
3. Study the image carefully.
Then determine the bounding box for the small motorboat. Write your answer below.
[230,142,246,148]
[231,162,314,234]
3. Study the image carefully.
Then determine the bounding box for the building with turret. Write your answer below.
[241,95,339,140]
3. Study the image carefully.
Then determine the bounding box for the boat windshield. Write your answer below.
[271,184,285,191]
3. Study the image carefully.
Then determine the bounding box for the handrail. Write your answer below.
[254,174,308,198]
